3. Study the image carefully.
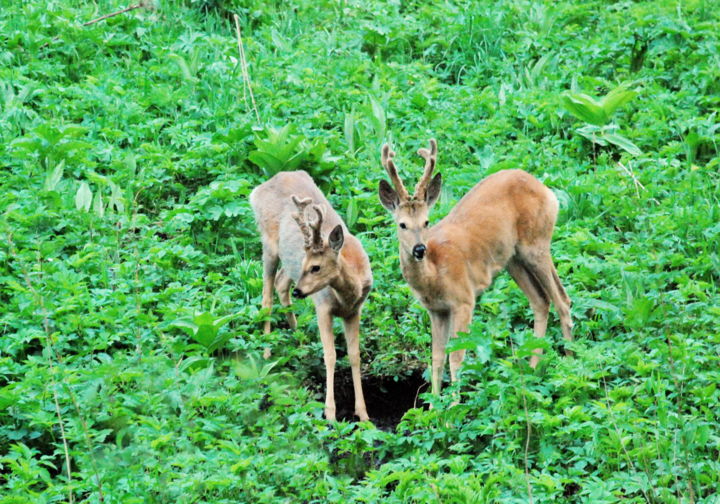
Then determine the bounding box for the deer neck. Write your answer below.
[329,257,362,306]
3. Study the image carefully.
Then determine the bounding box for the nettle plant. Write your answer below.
[561,81,642,156]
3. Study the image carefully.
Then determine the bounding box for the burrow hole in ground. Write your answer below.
[308,368,429,430]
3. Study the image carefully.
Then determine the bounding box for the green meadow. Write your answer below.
[1,0,719,502]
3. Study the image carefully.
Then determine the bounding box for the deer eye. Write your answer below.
[399,223,407,230]
[310,265,320,273]
[424,220,429,228]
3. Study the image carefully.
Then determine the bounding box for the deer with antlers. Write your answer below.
[378,139,573,395]
[250,171,372,421]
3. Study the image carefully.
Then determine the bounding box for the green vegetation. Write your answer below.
[1,0,719,502]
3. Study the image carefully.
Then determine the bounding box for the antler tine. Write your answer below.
[291,195,313,249]
[414,138,438,200]
[309,204,325,249]
[381,143,410,201]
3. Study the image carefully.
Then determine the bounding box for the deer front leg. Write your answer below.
[317,308,337,421]
[429,310,451,395]
[343,313,369,421]
[274,269,297,329]
[449,303,474,383]
[261,249,279,335]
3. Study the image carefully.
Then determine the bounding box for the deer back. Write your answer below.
[250,170,360,283]
[414,170,558,296]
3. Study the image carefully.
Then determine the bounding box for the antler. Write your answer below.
[291,195,314,249]
[291,195,326,251]
[308,204,325,250]
[381,144,410,201]
[414,138,437,200]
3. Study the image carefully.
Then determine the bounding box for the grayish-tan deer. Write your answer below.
[378,139,573,395]
[250,171,372,421]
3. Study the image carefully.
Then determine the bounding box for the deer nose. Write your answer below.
[292,288,306,299]
[412,243,426,260]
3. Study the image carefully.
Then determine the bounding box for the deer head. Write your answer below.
[290,195,345,298]
[378,139,442,260]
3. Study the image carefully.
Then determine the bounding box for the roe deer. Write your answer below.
[250,171,372,421]
[378,139,573,395]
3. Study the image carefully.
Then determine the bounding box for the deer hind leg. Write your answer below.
[343,314,369,421]
[551,267,574,354]
[274,269,297,329]
[518,246,574,358]
[317,308,337,421]
[261,246,280,335]
[507,259,550,368]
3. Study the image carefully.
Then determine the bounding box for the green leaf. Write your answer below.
[169,53,198,82]
[346,197,359,227]
[43,160,64,191]
[602,133,642,156]
[561,92,607,126]
[75,182,93,212]
[170,319,199,337]
[344,111,356,153]
[93,191,105,218]
[368,95,386,142]
[600,83,638,116]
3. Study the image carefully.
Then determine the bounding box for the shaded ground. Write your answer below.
[310,369,428,430]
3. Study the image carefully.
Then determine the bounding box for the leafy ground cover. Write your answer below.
[1,0,719,502]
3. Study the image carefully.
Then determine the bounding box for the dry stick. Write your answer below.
[233,15,260,123]
[617,161,645,197]
[40,3,149,49]
[82,3,145,26]
[413,381,429,409]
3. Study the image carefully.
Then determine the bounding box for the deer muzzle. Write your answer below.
[292,288,307,299]
[412,243,427,260]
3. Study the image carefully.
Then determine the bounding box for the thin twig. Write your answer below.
[520,388,534,504]
[83,3,143,26]
[508,336,533,504]
[40,2,152,49]
[8,236,105,502]
[233,15,260,123]
[51,378,74,503]
[616,161,645,197]
[601,375,655,502]
[664,336,697,503]
[413,380,429,409]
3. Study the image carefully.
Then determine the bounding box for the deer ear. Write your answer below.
[379,179,399,211]
[328,225,344,252]
[426,172,442,207]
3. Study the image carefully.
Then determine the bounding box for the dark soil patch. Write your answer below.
[309,368,429,430]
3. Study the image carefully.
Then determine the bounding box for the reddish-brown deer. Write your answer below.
[250,171,372,421]
[378,139,573,395]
